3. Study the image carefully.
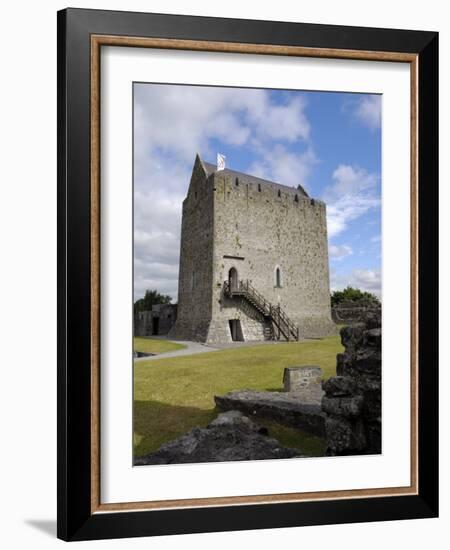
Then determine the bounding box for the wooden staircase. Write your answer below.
[223,279,299,341]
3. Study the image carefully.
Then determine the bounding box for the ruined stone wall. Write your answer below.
[332,302,381,324]
[207,172,335,342]
[134,304,177,336]
[169,159,214,341]
[153,304,178,335]
[134,311,152,337]
[322,312,382,456]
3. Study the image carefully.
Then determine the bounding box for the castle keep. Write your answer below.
[169,154,335,344]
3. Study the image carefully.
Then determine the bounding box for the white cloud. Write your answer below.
[324,164,380,238]
[133,84,312,300]
[329,244,353,261]
[352,269,381,293]
[248,95,310,143]
[134,85,310,164]
[344,95,381,130]
[133,156,187,300]
[331,268,381,297]
[248,144,317,189]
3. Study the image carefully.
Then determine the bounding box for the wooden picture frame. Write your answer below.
[57,8,438,541]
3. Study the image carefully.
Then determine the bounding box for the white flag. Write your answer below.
[217,153,226,171]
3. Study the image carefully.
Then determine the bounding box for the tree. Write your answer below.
[134,289,172,314]
[331,286,380,307]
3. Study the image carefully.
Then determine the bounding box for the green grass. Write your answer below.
[252,418,327,456]
[134,337,186,354]
[134,336,342,458]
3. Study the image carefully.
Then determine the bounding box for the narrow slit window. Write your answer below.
[275,267,282,288]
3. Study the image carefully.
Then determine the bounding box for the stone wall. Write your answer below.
[134,304,178,337]
[332,302,381,324]
[283,366,323,393]
[134,311,153,337]
[169,155,215,341]
[210,170,335,342]
[322,312,381,455]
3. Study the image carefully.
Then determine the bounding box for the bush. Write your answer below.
[331,286,380,307]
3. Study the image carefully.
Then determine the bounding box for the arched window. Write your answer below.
[235,177,239,186]
[258,183,262,192]
[228,267,238,292]
[275,267,282,288]
[294,194,299,203]
[277,189,281,198]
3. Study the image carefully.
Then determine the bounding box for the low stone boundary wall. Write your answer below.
[215,388,326,437]
[332,304,381,324]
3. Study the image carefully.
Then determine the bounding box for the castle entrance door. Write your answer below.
[229,319,244,342]
[228,267,238,292]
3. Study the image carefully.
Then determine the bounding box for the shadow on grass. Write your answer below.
[133,400,217,458]
[133,399,326,459]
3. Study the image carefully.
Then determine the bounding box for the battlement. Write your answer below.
[211,171,325,211]
[202,159,310,199]
[185,154,323,211]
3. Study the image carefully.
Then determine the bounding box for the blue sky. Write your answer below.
[134,83,381,300]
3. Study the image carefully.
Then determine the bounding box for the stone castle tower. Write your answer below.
[169,154,335,344]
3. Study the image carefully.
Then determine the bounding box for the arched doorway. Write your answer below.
[228,267,238,292]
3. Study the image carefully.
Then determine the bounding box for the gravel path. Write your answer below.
[134,338,295,362]
[134,339,219,361]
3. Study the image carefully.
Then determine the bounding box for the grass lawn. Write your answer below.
[134,337,186,354]
[134,336,343,459]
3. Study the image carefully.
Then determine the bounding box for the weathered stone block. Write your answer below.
[325,417,366,455]
[215,389,326,436]
[363,327,382,348]
[322,376,356,397]
[354,349,381,374]
[283,365,322,393]
[134,411,301,465]
[321,395,364,418]
[340,324,365,350]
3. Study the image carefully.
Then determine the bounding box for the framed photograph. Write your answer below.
[57,8,438,541]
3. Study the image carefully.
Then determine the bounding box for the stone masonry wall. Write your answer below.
[208,171,335,343]
[332,302,381,324]
[169,157,214,341]
[134,304,177,337]
[134,311,152,337]
[322,312,381,456]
